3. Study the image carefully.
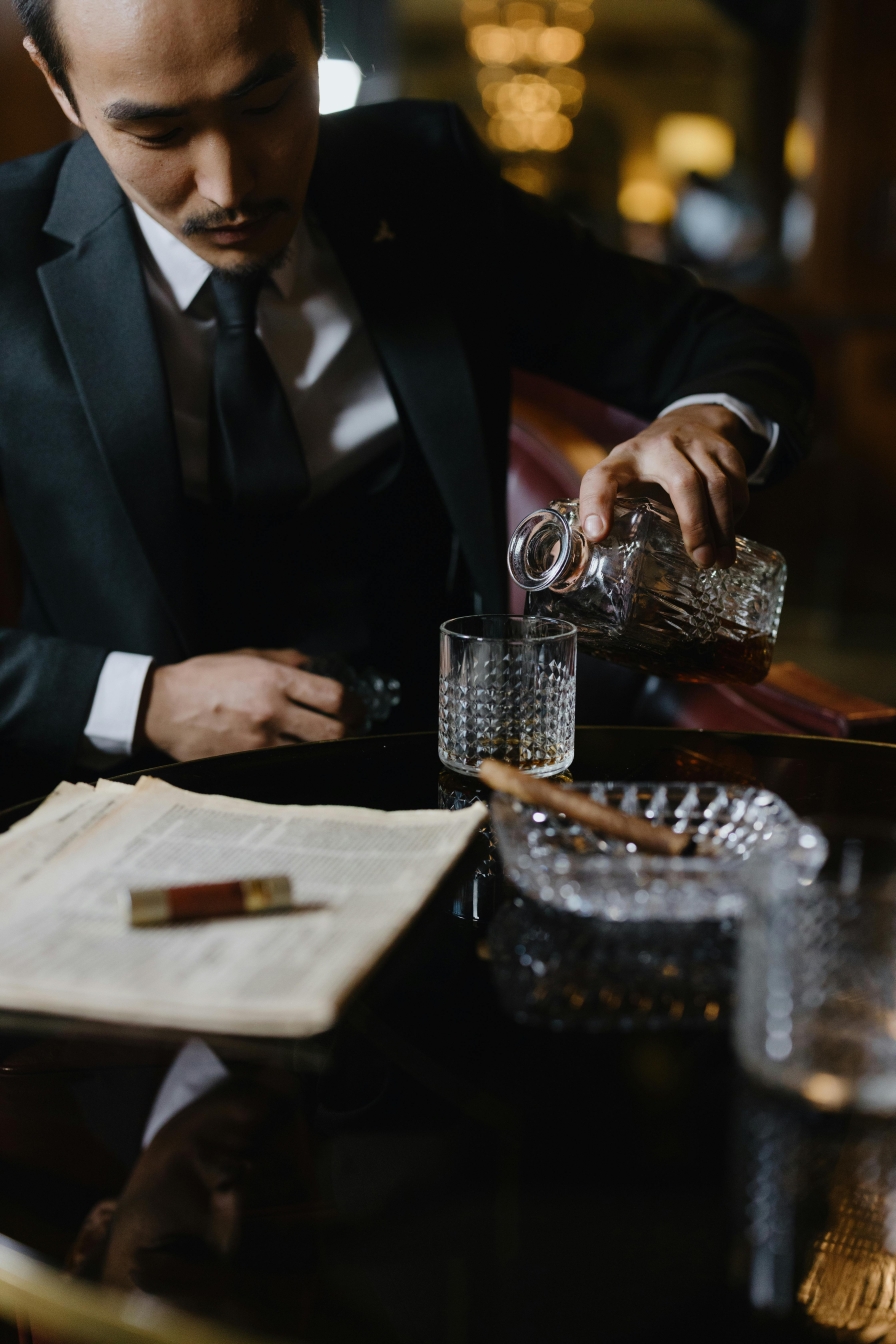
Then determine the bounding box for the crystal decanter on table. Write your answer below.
[508,497,787,684]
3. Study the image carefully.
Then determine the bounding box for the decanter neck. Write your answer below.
[507,504,587,593]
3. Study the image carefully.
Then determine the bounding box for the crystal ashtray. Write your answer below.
[490,782,825,922]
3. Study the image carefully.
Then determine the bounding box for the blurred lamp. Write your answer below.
[555,1,595,33]
[505,1,546,20]
[781,190,815,262]
[536,26,585,63]
[461,0,501,23]
[489,111,573,152]
[676,188,747,263]
[319,57,363,115]
[496,73,562,116]
[502,162,550,195]
[784,119,816,180]
[655,114,735,179]
[618,179,677,225]
[468,23,519,63]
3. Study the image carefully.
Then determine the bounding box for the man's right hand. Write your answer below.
[142,650,363,762]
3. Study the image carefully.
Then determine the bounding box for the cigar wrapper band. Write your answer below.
[130,877,293,927]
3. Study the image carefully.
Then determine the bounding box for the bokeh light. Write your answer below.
[655,113,736,180]
[463,0,593,153]
[617,155,678,224]
[554,1,595,33]
[505,1,546,21]
[536,26,585,64]
[785,119,816,181]
[546,65,585,115]
[467,23,519,63]
[502,161,550,195]
[461,0,502,25]
[618,179,678,225]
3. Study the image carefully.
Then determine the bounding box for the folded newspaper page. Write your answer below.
[0,780,134,889]
[0,777,486,1038]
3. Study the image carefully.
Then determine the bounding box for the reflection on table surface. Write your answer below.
[0,728,895,1344]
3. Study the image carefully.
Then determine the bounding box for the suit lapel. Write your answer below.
[308,171,505,612]
[39,138,192,653]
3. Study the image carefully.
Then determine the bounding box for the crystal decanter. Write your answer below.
[507,497,787,684]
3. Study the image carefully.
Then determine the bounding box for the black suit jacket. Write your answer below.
[0,100,813,767]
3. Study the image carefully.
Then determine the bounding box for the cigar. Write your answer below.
[478,759,691,857]
[130,877,293,927]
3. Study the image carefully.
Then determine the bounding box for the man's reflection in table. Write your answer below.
[69,1058,320,1339]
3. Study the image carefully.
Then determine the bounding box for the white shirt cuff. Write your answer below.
[658,393,781,486]
[83,651,154,757]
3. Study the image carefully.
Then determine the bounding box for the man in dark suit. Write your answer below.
[1,0,812,772]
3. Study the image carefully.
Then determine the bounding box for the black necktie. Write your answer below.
[209,272,310,511]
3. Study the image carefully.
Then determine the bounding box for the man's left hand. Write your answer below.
[578,404,766,570]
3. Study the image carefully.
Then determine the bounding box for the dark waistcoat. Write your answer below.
[184,434,474,733]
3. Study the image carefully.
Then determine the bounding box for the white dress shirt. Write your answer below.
[141,1037,230,1149]
[83,211,781,760]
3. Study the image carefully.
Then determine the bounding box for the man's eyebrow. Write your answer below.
[225,52,298,101]
[102,53,299,122]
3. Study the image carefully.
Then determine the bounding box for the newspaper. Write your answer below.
[0,777,486,1038]
[0,780,134,889]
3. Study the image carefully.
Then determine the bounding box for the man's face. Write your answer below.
[44,0,321,270]
[96,1081,316,1334]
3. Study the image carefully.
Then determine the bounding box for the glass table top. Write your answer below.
[0,727,895,1344]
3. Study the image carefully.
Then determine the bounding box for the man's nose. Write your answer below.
[192,134,255,212]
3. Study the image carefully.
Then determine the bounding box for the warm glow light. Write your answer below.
[477,64,512,91]
[618,179,678,225]
[555,1,595,33]
[471,20,584,66]
[505,0,545,20]
[534,114,574,151]
[489,111,573,152]
[502,161,550,195]
[655,113,736,179]
[801,1072,853,1110]
[480,78,513,116]
[546,65,585,113]
[512,19,548,61]
[467,22,519,63]
[549,82,583,114]
[496,73,562,117]
[535,25,585,63]
[785,119,816,180]
[546,64,585,92]
[461,0,500,25]
[486,70,581,120]
[465,1,589,154]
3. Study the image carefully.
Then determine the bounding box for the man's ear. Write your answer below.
[22,36,83,129]
[66,1200,118,1279]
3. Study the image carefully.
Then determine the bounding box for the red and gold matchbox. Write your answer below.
[130,877,293,927]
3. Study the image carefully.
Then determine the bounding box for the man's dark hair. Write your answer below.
[12,0,324,107]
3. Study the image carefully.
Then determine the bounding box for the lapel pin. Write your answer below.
[373,219,397,244]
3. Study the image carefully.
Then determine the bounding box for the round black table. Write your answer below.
[0,727,894,1344]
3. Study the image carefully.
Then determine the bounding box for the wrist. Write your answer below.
[138,662,166,753]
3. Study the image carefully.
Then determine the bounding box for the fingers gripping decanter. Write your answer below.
[508,498,787,684]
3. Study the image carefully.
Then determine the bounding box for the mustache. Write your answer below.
[181,200,291,237]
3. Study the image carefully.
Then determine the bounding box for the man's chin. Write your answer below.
[184,215,297,273]
[206,248,288,278]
